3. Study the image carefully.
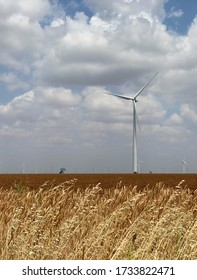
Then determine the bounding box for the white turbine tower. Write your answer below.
[104,72,158,173]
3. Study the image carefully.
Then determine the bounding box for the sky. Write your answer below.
[0,0,197,174]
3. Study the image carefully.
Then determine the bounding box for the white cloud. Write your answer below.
[165,113,183,125]
[50,18,65,27]
[0,72,29,90]
[0,87,81,133]
[0,0,57,75]
[167,8,183,19]
[144,123,191,143]
[1,0,197,172]
[138,94,166,123]
[82,87,130,123]
[0,0,51,21]
[33,8,170,87]
[180,104,197,123]
[84,0,165,21]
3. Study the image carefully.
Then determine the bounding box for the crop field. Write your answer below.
[0,174,197,260]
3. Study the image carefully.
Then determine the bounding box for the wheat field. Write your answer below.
[0,178,197,260]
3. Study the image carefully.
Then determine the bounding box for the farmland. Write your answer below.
[0,173,197,259]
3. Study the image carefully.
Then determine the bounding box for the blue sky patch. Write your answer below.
[164,0,197,34]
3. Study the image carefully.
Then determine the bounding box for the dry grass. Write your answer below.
[0,178,197,260]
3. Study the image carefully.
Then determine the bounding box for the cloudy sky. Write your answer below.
[0,0,197,173]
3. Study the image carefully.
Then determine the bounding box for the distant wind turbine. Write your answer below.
[182,159,187,174]
[138,160,143,174]
[104,72,158,173]
[22,162,26,174]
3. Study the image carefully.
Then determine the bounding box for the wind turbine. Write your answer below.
[104,72,158,173]
[22,162,26,174]
[182,159,187,174]
[138,160,144,174]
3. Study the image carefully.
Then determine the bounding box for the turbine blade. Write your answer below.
[103,91,133,100]
[182,160,187,166]
[133,72,158,100]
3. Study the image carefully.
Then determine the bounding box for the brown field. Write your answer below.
[0,173,197,260]
[0,173,197,190]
